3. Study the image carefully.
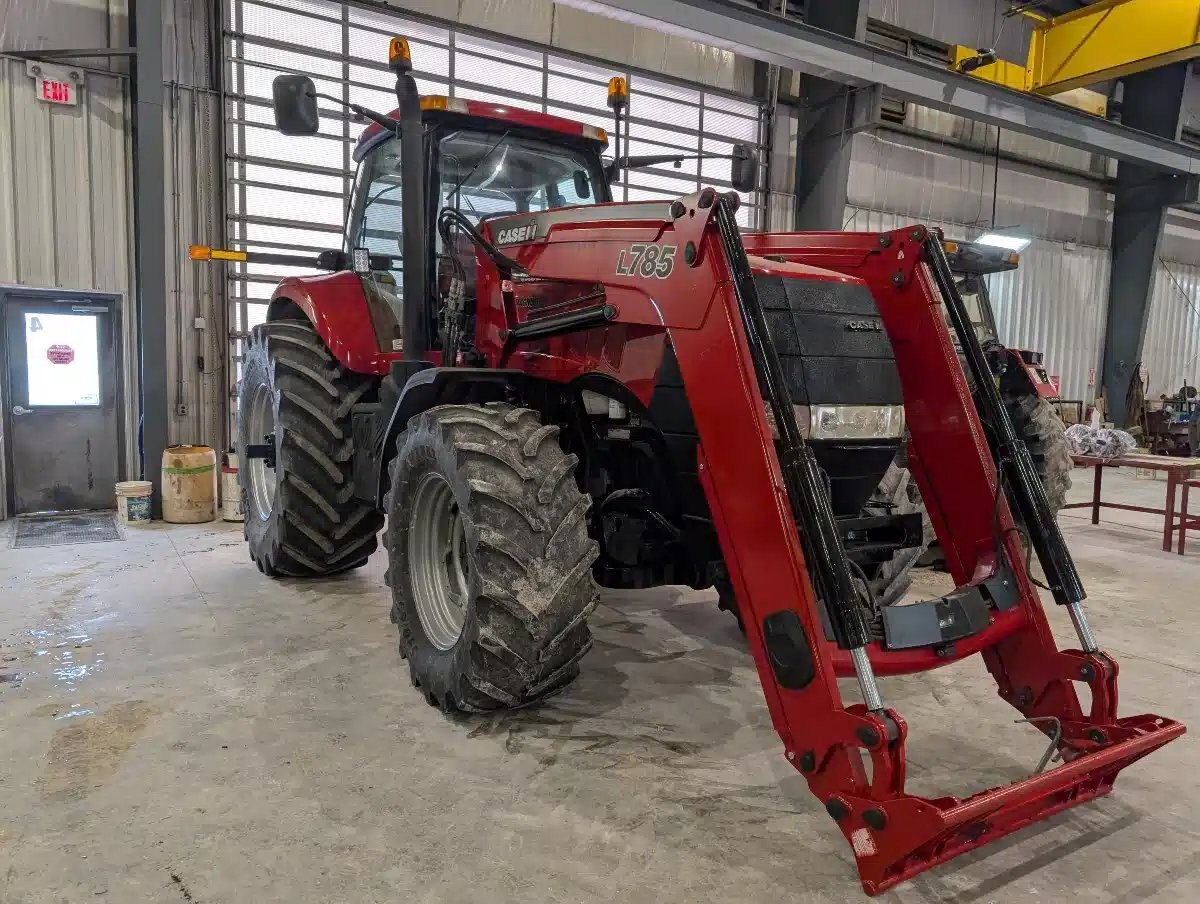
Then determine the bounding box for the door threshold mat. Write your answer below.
[11,512,123,549]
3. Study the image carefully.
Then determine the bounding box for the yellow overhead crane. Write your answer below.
[949,0,1200,117]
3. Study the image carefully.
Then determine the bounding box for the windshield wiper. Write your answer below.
[446,129,512,203]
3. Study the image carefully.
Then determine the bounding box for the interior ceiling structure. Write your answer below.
[1028,0,1095,13]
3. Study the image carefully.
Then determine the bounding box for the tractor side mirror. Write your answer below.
[573,170,592,200]
[730,142,759,194]
[272,74,320,136]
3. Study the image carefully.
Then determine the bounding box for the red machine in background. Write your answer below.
[944,240,1073,511]
[191,37,1182,895]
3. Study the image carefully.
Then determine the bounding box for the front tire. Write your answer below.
[238,319,383,577]
[865,461,936,607]
[1005,391,1072,514]
[385,403,599,713]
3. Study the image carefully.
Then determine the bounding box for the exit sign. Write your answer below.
[38,77,75,105]
[26,61,80,107]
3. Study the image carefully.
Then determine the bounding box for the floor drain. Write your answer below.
[11,512,123,549]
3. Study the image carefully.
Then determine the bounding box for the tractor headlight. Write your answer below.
[795,404,905,441]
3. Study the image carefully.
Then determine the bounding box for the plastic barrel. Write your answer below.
[162,445,217,523]
[115,480,153,525]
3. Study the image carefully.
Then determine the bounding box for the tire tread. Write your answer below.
[239,320,383,577]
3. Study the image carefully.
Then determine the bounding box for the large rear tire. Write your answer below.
[1005,391,1072,514]
[385,403,599,713]
[238,320,384,577]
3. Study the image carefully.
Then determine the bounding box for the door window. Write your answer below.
[23,312,101,406]
[351,139,405,288]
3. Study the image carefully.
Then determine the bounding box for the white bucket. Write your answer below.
[221,451,243,522]
[115,480,153,525]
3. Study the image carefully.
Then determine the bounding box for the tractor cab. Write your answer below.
[942,239,1019,350]
[943,238,1056,394]
[344,97,613,356]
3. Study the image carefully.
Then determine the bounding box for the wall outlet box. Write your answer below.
[193,316,206,330]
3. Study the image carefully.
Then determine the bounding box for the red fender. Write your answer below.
[271,272,400,376]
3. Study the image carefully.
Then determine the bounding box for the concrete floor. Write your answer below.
[0,468,1197,903]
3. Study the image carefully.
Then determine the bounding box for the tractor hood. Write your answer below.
[746,253,903,516]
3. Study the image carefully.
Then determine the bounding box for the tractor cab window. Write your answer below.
[350,139,406,289]
[955,275,998,347]
[434,128,604,309]
[436,128,601,226]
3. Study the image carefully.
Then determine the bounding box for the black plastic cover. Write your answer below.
[763,610,817,689]
[755,275,902,406]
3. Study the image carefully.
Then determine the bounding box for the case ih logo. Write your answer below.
[494,224,538,245]
[846,319,883,332]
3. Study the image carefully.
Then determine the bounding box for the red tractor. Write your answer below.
[945,239,1072,512]
[194,38,1182,895]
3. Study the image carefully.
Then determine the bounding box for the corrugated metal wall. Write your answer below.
[0,58,132,293]
[164,0,228,453]
[841,0,1200,408]
[163,85,226,451]
[1144,260,1200,399]
[987,240,1109,404]
[844,207,1108,402]
[845,132,1112,247]
[390,0,754,94]
[0,0,228,496]
[0,55,140,485]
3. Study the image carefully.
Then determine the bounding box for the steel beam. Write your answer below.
[131,0,168,514]
[1101,64,1194,426]
[1027,0,1200,95]
[560,0,1200,174]
[792,0,865,231]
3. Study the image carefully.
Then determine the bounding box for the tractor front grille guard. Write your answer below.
[698,200,1184,895]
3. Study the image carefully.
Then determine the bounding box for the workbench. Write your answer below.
[1065,453,1200,554]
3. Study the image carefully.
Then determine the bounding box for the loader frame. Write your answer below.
[469,195,1182,894]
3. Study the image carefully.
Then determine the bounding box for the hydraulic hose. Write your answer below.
[924,234,1087,610]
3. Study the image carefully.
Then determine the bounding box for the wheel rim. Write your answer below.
[246,384,277,522]
[408,471,470,650]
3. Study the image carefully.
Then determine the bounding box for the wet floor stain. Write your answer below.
[37,700,157,801]
[29,701,97,720]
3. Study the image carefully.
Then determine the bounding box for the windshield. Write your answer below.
[955,276,999,347]
[348,130,604,260]
[436,128,604,223]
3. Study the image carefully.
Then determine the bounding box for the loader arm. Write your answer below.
[482,197,1183,894]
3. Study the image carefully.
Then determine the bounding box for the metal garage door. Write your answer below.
[221,0,766,394]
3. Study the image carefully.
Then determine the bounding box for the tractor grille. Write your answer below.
[756,274,903,516]
[756,275,902,407]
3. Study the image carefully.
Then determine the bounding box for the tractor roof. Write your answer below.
[353,96,609,162]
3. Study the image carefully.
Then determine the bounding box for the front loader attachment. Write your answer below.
[674,210,1184,893]
[488,194,1183,894]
